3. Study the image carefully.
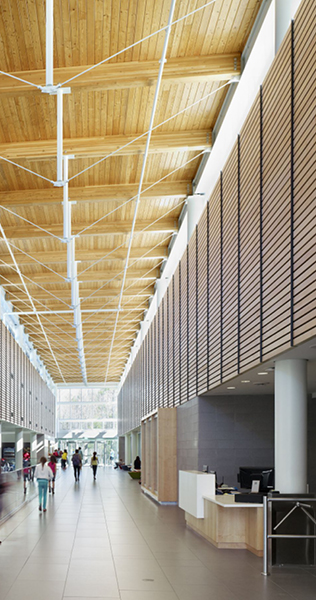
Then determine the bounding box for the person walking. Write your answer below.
[78,447,83,463]
[48,455,57,494]
[61,449,68,470]
[72,449,82,482]
[91,452,98,481]
[34,457,53,512]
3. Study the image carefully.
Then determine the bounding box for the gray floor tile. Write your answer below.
[0,468,310,600]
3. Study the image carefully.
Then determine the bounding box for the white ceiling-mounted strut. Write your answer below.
[46,0,54,88]
[43,0,87,384]
[63,155,87,384]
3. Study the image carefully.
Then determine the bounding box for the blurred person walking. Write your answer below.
[34,457,53,512]
[72,449,82,482]
[91,452,98,481]
[61,449,68,470]
[48,455,57,494]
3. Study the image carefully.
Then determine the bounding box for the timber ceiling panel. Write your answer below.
[0,0,262,384]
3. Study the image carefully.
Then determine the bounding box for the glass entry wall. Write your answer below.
[56,438,118,467]
[56,385,118,467]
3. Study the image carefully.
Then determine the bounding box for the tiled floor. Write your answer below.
[0,467,316,600]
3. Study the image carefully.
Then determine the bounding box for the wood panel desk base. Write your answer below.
[185,496,263,557]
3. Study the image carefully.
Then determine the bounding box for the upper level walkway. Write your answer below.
[0,466,315,600]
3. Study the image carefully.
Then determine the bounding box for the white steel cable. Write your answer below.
[1,278,78,335]
[0,156,55,184]
[83,301,153,355]
[105,0,176,383]
[0,224,66,383]
[79,232,172,305]
[81,259,164,327]
[0,259,72,307]
[76,150,205,240]
[59,1,217,87]
[69,100,217,184]
[0,205,64,242]
[85,299,149,355]
[3,239,69,280]
[67,82,228,183]
[80,257,164,322]
[79,198,185,306]
[0,70,43,89]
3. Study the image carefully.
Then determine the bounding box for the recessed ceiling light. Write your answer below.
[241,380,250,383]
[258,372,268,375]
[227,386,235,390]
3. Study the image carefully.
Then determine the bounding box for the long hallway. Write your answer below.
[0,467,316,600]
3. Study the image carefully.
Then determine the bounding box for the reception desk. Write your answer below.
[179,470,263,556]
[184,494,263,556]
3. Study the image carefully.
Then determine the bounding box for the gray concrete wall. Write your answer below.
[197,395,274,487]
[177,395,274,487]
[177,397,199,471]
[177,395,316,491]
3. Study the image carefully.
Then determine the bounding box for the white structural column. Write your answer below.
[36,433,46,460]
[275,359,308,493]
[30,432,37,465]
[187,194,207,242]
[131,431,138,464]
[15,429,23,471]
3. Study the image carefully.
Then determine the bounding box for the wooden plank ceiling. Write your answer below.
[0,0,262,384]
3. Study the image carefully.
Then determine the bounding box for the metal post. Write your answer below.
[63,156,69,239]
[46,0,54,88]
[262,495,269,576]
[57,88,63,182]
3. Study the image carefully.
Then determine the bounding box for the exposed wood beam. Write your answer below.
[0,248,167,267]
[1,268,159,285]
[1,217,177,240]
[0,181,190,209]
[5,286,154,300]
[0,54,241,96]
[0,131,210,160]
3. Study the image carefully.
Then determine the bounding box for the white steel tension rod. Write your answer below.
[42,0,87,383]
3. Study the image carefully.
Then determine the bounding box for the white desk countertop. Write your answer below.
[203,494,263,509]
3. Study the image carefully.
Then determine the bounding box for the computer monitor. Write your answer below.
[238,467,274,492]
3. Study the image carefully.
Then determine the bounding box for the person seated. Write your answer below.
[114,458,124,470]
[134,456,141,470]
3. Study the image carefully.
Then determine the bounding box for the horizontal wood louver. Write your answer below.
[173,266,181,407]
[239,96,261,371]
[222,145,239,381]
[188,230,197,400]
[168,283,175,408]
[262,29,292,360]
[0,321,55,433]
[208,181,221,387]
[118,0,316,436]
[180,250,188,404]
[162,296,169,407]
[157,304,163,408]
[293,0,316,344]
[197,206,208,395]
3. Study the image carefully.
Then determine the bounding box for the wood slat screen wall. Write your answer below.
[118,0,316,436]
[188,230,197,400]
[0,321,55,434]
